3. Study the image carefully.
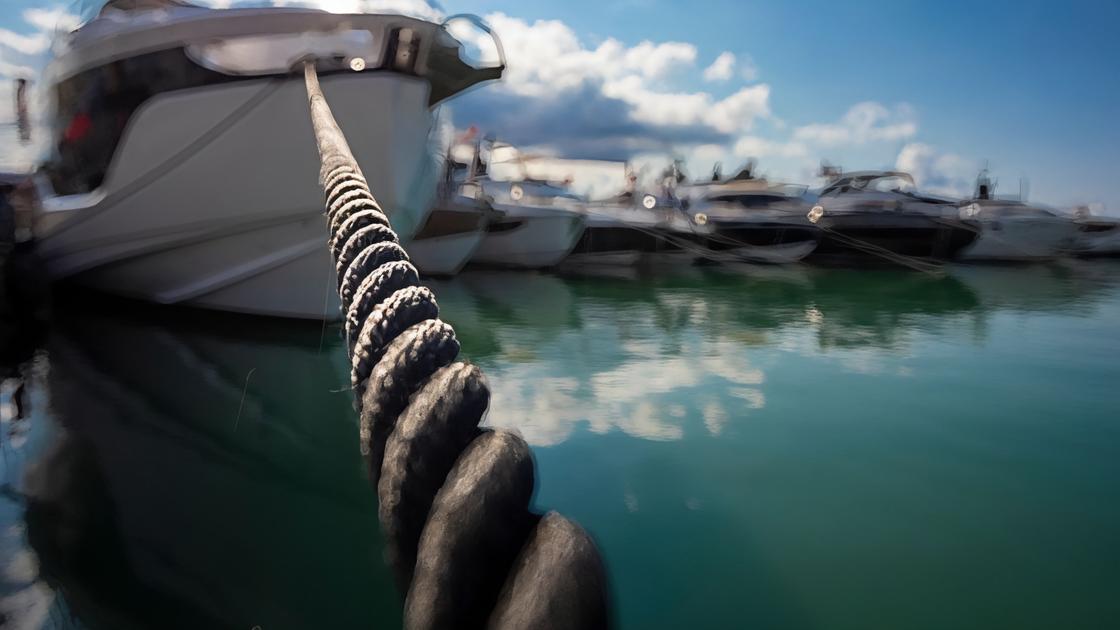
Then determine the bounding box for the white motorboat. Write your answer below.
[956,172,1081,261]
[463,142,586,269]
[809,170,978,262]
[32,0,503,318]
[679,162,820,264]
[471,178,587,268]
[566,193,678,266]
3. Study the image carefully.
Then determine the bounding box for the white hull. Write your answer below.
[409,229,486,276]
[36,73,440,319]
[959,218,1081,261]
[472,213,586,269]
[1071,222,1120,256]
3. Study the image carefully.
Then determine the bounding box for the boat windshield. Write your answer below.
[859,175,916,193]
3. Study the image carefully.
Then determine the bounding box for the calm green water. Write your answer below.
[2,261,1119,629]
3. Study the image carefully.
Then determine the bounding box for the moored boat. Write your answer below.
[680,162,820,264]
[464,141,587,269]
[956,171,1080,261]
[32,0,503,318]
[806,170,977,264]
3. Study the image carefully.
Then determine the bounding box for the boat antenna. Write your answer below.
[975,168,993,200]
[819,160,842,181]
[14,78,30,143]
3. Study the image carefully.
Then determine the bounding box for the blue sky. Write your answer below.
[2,0,1118,211]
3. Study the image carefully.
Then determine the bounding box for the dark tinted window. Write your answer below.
[710,194,788,208]
[47,48,240,195]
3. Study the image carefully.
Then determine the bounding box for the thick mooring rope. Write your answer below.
[303,63,610,629]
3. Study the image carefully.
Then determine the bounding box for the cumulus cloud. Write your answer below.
[702,52,735,82]
[449,12,940,191]
[449,12,776,160]
[22,8,82,32]
[0,30,50,56]
[459,13,700,96]
[794,101,917,146]
[733,135,807,159]
[895,143,978,197]
[0,59,35,79]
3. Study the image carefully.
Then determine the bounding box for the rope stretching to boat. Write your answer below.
[303,62,611,630]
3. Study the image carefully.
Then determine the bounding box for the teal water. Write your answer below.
[2,261,1119,629]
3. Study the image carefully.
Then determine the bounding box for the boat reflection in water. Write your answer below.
[2,261,1119,629]
[428,263,1119,447]
[6,294,401,629]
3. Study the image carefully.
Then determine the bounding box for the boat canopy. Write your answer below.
[820,171,916,195]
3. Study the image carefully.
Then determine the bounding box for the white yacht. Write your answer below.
[679,162,819,264]
[466,142,586,269]
[809,170,978,262]
[32,0,503,318]
[566,190,705,266]
[957,172,1081,261]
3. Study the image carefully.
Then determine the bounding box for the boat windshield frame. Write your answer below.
[821,171,916,196]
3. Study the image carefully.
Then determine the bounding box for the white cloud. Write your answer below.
[733,135,807,159]
[599,78,770,133]
[702,51,735,82]
[0,29,50,56]
[472,13,698,97]
[794,101,917,146]
[895,142,978,197]
[0,59,35,78]
[456,13,771,140]
[22,8,81,33]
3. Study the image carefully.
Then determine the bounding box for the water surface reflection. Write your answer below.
[1,261,1118,629]
[4,298,399,629]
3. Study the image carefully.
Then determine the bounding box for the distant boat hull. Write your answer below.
[1071,221,1120,257]
[713,239,818,264]
[807,212,979,263]
[959,217,1081,261]
[699,221,819,264]
[472,211,586,269]
[409,205,488,276]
